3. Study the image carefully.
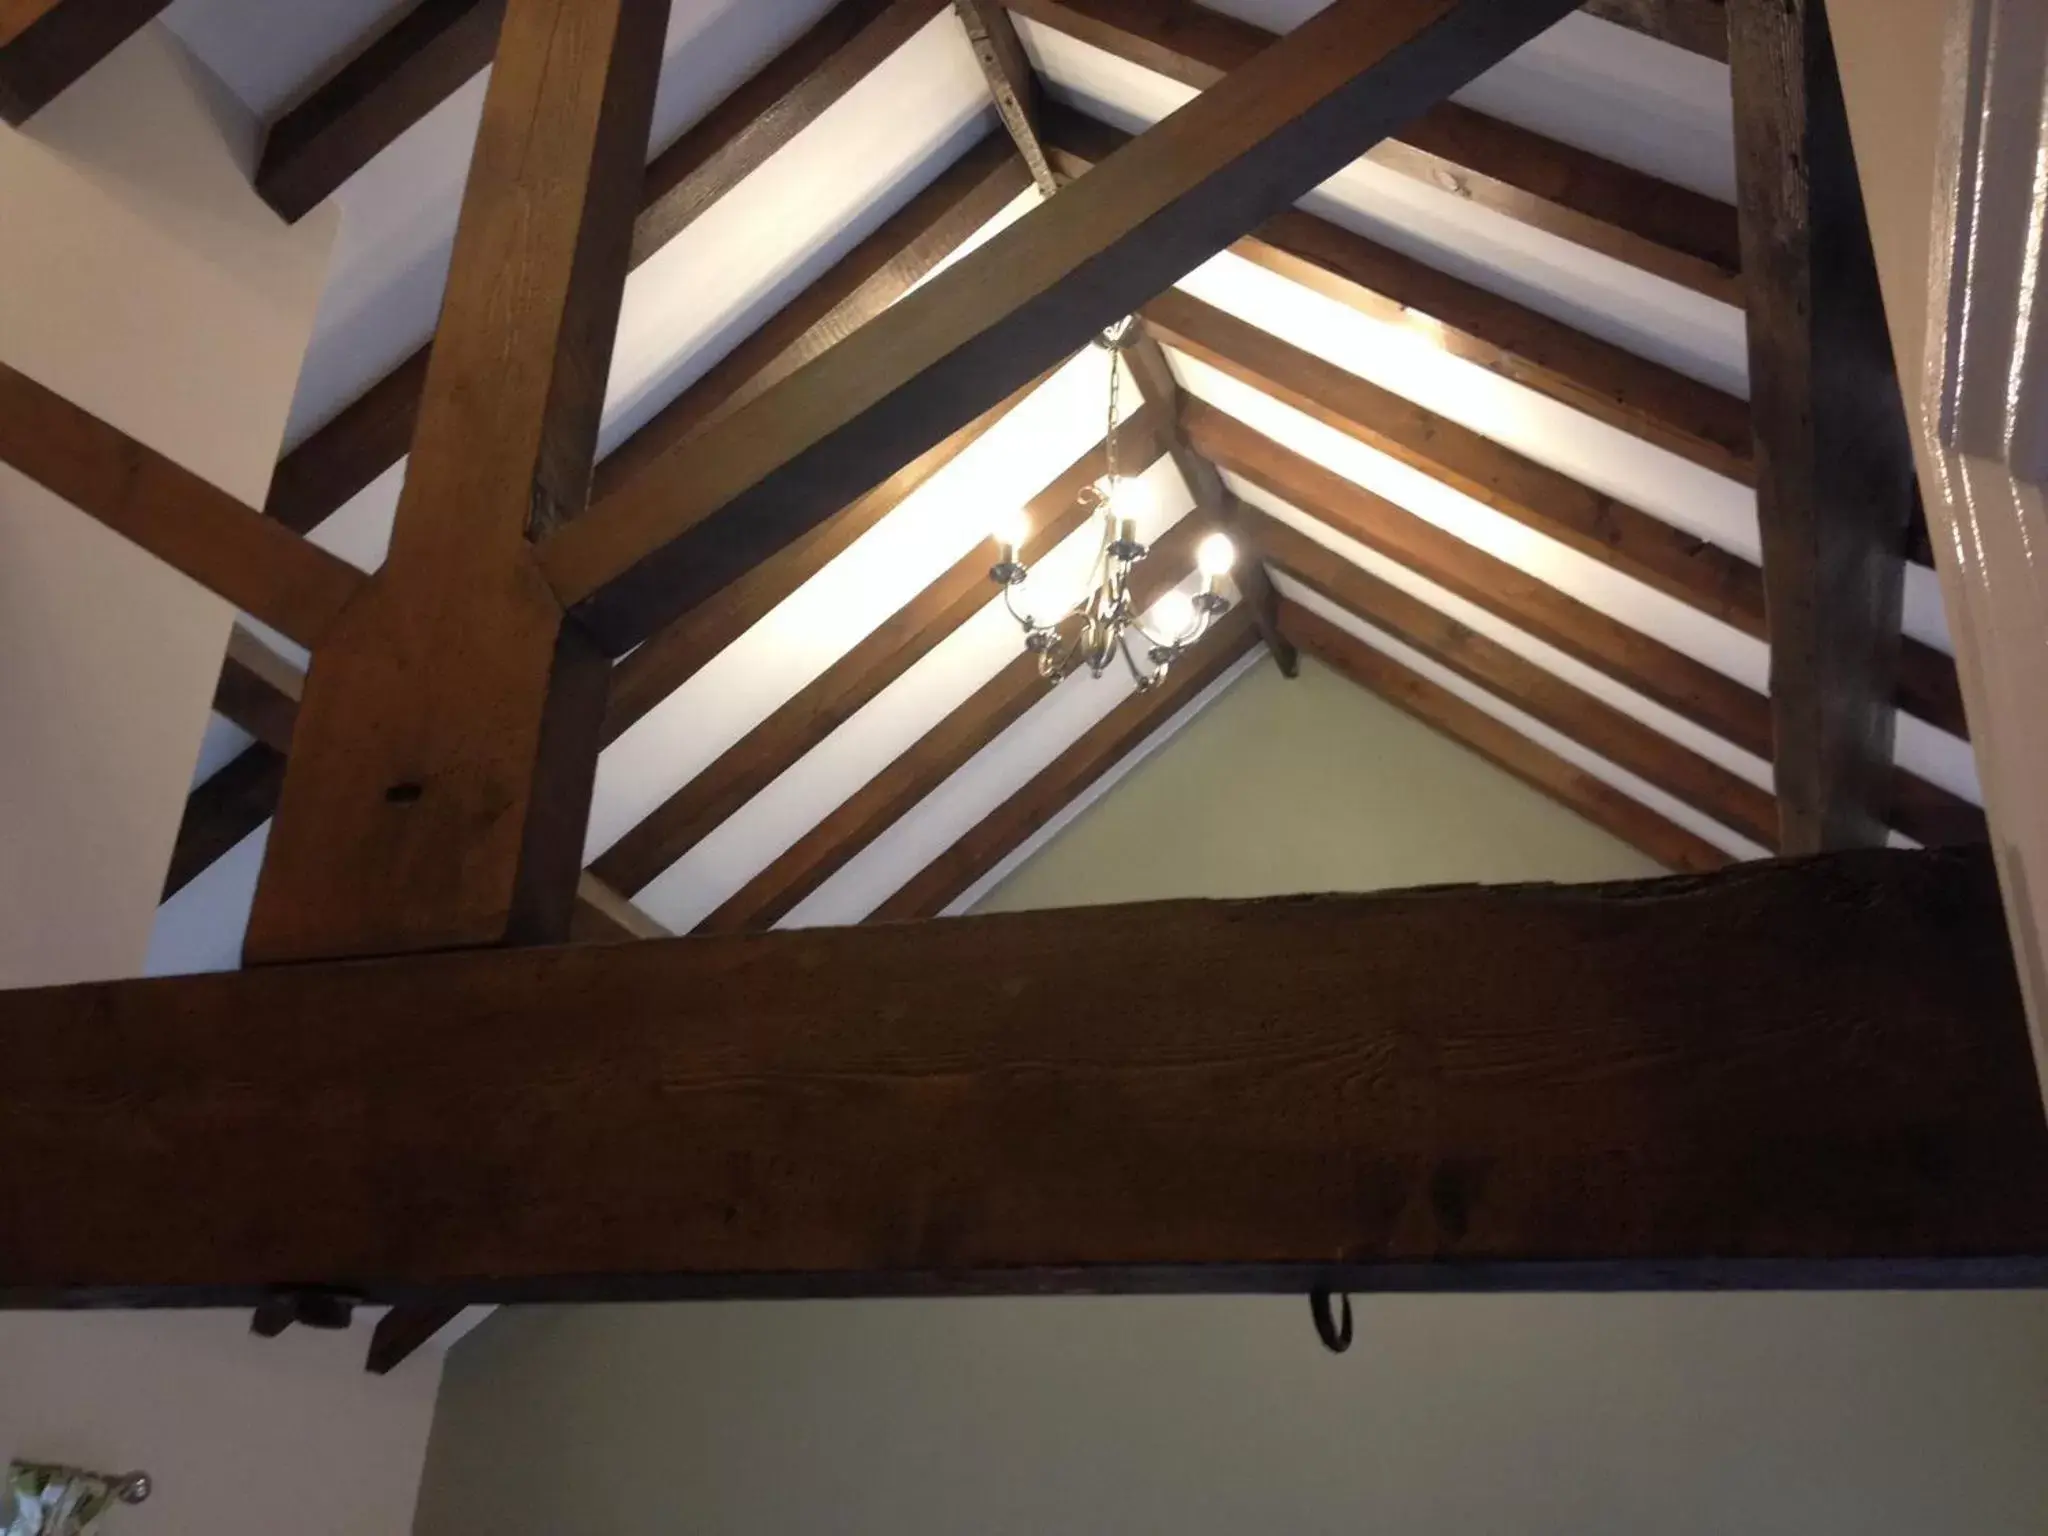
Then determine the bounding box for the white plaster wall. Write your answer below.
[0,1313,439,1536]
[0,28,440,1536]
[0,26,333,986]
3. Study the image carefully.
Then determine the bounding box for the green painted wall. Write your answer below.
[977,654,1658,914]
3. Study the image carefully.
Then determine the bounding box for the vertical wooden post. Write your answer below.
[1731,0,1916,852]
[245,0,667,964]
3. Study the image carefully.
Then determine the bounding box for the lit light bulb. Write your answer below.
[1197,531,1236,578]
[1152,588,1197,640]
[992,508,1030,564]
[1108,473,1155,525]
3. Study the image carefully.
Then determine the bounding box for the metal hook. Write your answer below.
[1309,1288,1353,1353]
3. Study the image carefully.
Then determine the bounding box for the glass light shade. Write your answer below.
[1197,531,1236,577]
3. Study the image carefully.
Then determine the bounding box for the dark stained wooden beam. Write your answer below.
[255,0,505,221]
[212,625,303,755]
[1042,104,1754,484]
[1122,328,1298,676]
[540,0,1587,655]
[1730,0,1917,851]
[160,745,285,901]
[876,606,1258,918]
[593,409,1170,896]
[366,1304,465,1375]
[1579,0,1726,62]
[1251,508,1777,849]
[1187,401,1986,850]
[246,0,668,965]
[0,0,167,122]
[1003,0,1741,301]
[0,362,365,649]
[260,7,1000,538]
[1282,599,1729,871]
[1148,288,1770,636]
[569,874,670,941]
[702,514,1215,932]
[955,0,1058,194]
[9,845,2046,1303]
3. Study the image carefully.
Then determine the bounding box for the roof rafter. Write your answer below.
[541,0,1589,654]
[1280,599,1730,870]
[1580,0,1726,63]
[0,362,365,649]
[1001,0,1741,301]
[0,0,167,122]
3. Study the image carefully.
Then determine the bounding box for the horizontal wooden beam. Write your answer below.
[1186,400,1987,849]
[1040,104,1753,485]
[539,0,1585,654]
[1579,0,1727,62]
[1148,288,1770,636]
[594,407,1169,895]
[259,12,1009,538]
[0,362,365,648]
[1250,509,1776,849]
[7,845,2044,1303]
[701,513,1215,932]
[0,0,167,122]
[1004,0,1741,301]
[875,606,1258,918]
[1281,599,1729,871]
[160,745,283,900]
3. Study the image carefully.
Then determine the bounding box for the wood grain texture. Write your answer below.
[1282,600,1729,871]
[1148,289,1769,636]
[256,0,506,221]
[955,0,1058,193]
[540,0,1586,652]
[701,514,1215,932]
[9,846,2043,1303]
[246,0,667,964]
[260,0,978,541]
[875,606,1257,918]
[1251,509,1777,847]
[0,362,365,648]
[1579,0,1726,62]
[1005,0,1741,300]
[0,0,166,121]
[594,409,1170,895]
[1043,104,1755,484]
[1731,0,1916,850]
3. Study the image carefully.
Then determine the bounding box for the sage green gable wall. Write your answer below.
[977,655,1657,913]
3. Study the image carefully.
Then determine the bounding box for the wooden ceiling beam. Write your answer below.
[954,0,1059,194]
[1041,104,1754,485]
[259,16,1016,539]
[0,0,168,122]
[593,406,1170,896]
[0,362,365,649]
[1147,288,1769,636]
[1281,599,1730,871]
[539,0,1588,655]
[1579,0,1727,62]
[255,0,945,224]
[1002,0,1740,301]
[160,746,284,901]
[245,0,668,965]
[875,606,1257,918]
[1250,508,1777,849]
[10,845,2046,1303]
[1731,0,1919,851]
[212,624,304,755]
[702,513,1215,933]
[1187,400,1986,849]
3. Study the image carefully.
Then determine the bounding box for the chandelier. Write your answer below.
[989,318,1236,690]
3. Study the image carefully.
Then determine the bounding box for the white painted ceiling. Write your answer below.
[144,0,1974,974]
